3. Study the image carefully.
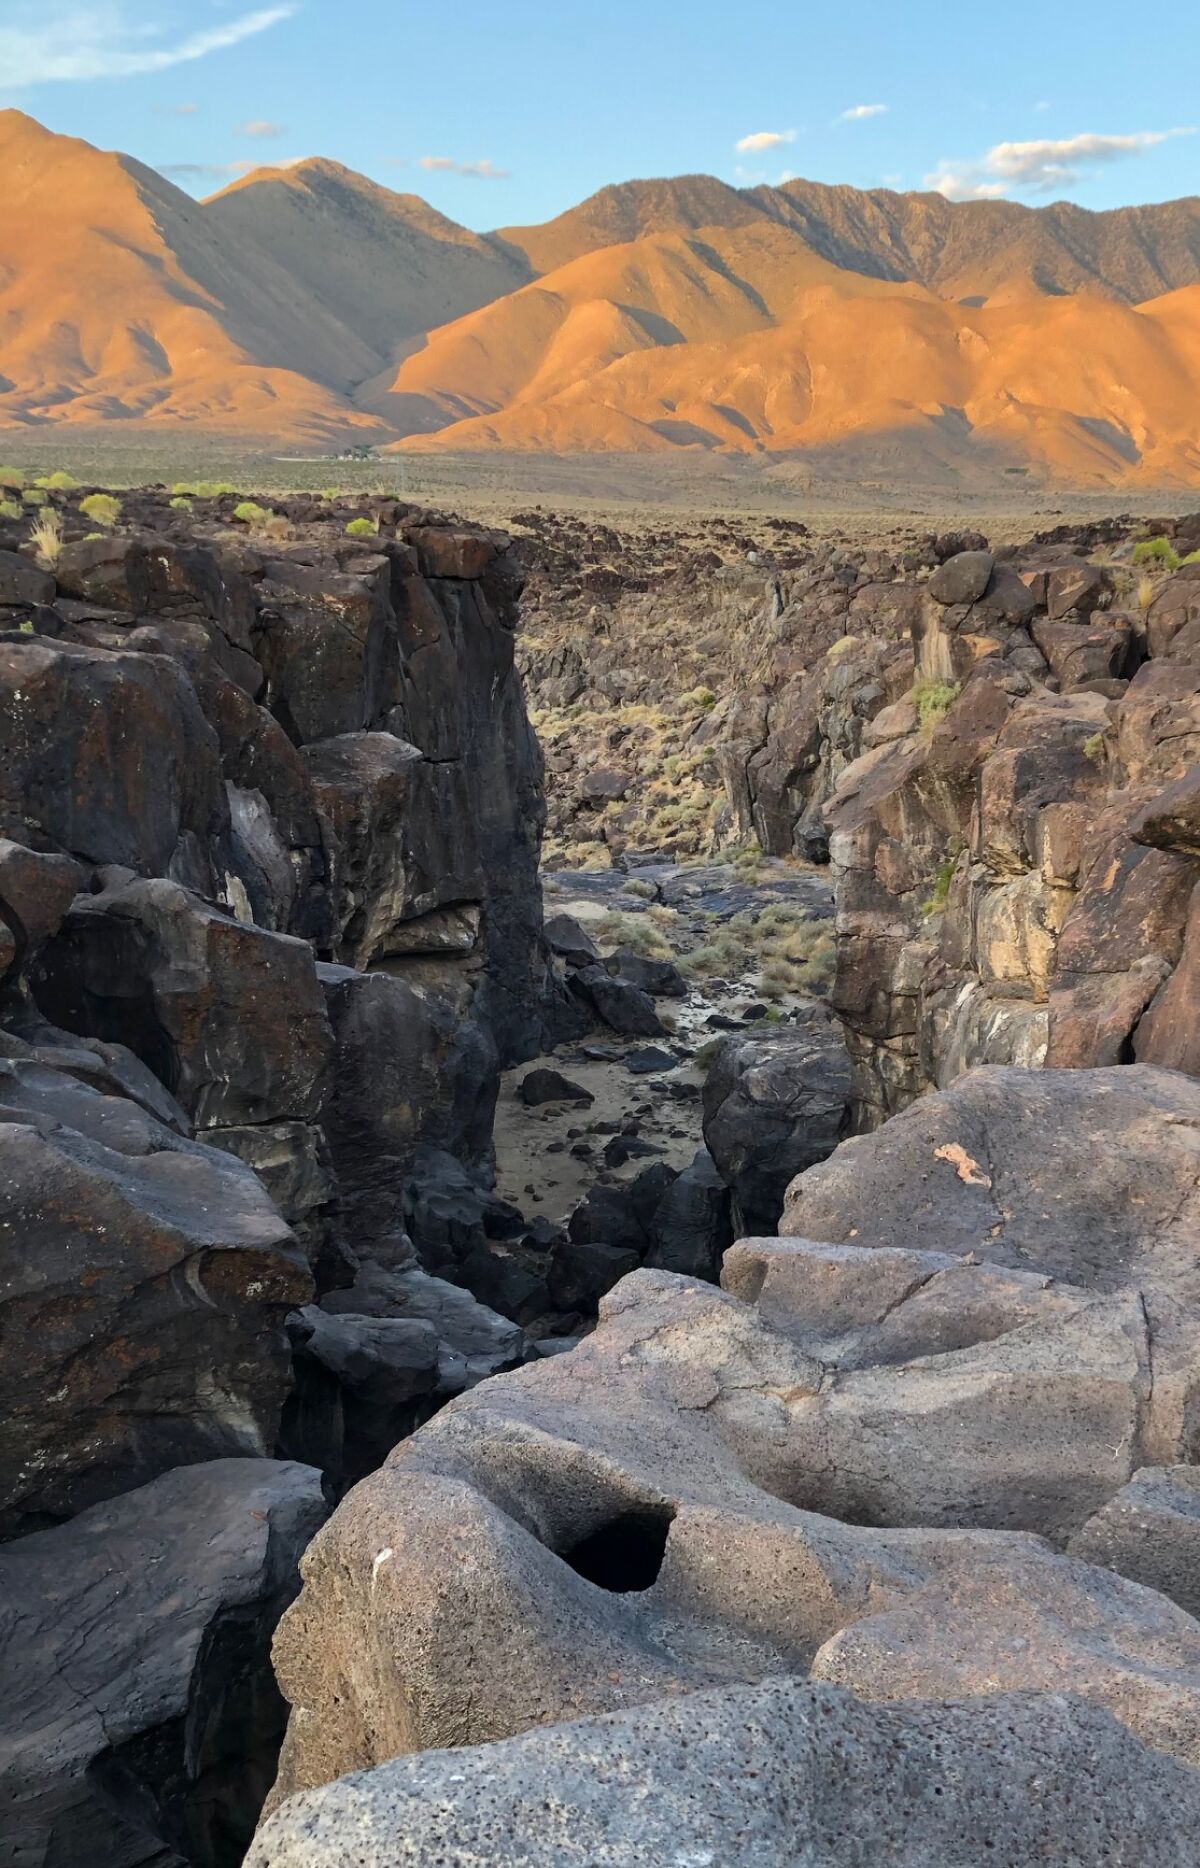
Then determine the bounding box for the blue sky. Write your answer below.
[1,0,1197,226]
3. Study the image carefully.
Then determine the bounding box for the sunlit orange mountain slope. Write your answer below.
[2,111,1199,482]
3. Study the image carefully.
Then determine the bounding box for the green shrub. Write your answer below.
[172,480,238,498]
[0,467,25,491]
[232,500,275,529]
[169,496,193,511]
[345,516,378,538]
[0,499,21,522]
[1132,536,1180,571]
[79,493,121,529]
[1181,550,1200,566]
[22,489,47,508]
[683,685,717,710]
[35,471,78,491]
[922,857,957,918]
[1082,731,1106,764]
[913,677,960,735]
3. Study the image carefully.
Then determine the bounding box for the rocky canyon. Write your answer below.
[2,472,1200,1867]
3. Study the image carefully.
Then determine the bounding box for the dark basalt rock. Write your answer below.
[569,964,664,1037]
[0,1458,326,1868]
[0,1059,310,1537]
[703,1006,853,1234]
[520,1067,594,1106]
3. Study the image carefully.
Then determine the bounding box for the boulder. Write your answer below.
[251,1679,1200,1867]
[544,913,600,967]
[520,1067,594,1106]
[928,549,994,606]
[703,1006,853,1233]
[642,1147,733,1280]
[607,946,688,998]
[0,1459,325,1868]
[0,1060,309,1535]
[263,1261,1200,1802]
[780,1064,1200,1311]
[319,1262,525,1391]
[569,963,664,1037]
[1069,1467,1200,1620]
[33,875,334,1130]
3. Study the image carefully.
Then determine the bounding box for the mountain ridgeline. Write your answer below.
[2,109,1200,481]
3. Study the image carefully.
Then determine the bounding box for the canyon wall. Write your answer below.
[0,489,548,1865]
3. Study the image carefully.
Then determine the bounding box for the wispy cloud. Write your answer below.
[839,104,888,122]
[736,130,795,153]
[159,154,305,184]
[926,127,1195,200]
[238,119,285,137]
[0,5,297,87]
[418,155,509,179]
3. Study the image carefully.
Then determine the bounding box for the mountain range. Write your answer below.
[3,109,1200,483]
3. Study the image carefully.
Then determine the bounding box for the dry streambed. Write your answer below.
[494,859,835,1221]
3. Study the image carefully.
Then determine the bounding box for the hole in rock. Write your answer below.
[557,1505,676,1593]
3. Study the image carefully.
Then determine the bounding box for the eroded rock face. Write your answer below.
[251,1679,1200,1868]
[0,1058,310,1536]
[0,1459,326,1868]
[260,1062,1200,1835]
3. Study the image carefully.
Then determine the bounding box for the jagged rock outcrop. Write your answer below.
[0,496,554,1857]
[813,547,1200,1122]
[0,1459,326,1868]
[1,498,547,1306]
[251,1679,1200,1867]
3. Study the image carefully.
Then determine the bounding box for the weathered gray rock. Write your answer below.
[1069,1467,1200,1620]
[703,1005,852,1232]
[0,1459,326,1868]
[781,1064,1200,1310]
[264,1252,1200,1806]
[252,1679,1200,1868]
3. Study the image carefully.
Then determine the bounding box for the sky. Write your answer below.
[1,0,1197,227]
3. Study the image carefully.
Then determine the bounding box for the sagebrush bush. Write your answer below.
[345,516,378,538]
[79,493,121,529]
[169,496,193,511]
[0,499,21,522]
[22,489,47,508]
[1132,535,1180,572]
[35,471,78,492]
[232,501,275,530]
[0,467,25,491]
[913,677,960,734]
[172,480,238,498]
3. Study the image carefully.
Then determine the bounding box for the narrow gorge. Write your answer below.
[3,482,1200,1866]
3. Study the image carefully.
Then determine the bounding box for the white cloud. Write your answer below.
[839,104,888,122]
[0,5,296,87]
[238,119,285,137]
[925,127,1195,201]
[735,130,795,153]
[924,164,1011,202]
[418,155,509,179]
